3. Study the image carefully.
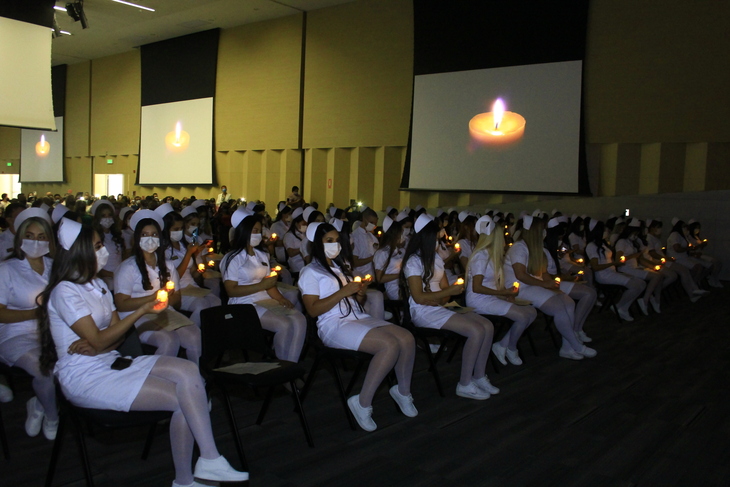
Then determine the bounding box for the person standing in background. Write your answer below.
[216,185,233,207]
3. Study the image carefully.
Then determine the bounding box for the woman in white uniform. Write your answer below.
[456,212,478,275]
[373,216,406,301]
[270,204,292,263]
[585,219,646,322]
[505,216,596,360]
[402,214,498,400]
[38,219,248,487]
[646,220,705,302]
[283,207,307,276]
[91,200,125,291]
[666,220,705,286]
[0,208,58,439]
[687,220,723,287]
[299,222,416,432]
[614,219,664,315]
[119,207,135,256]
[221,208,306,363]
[465,216,537,367]
[114,210,202,365]
[160,208,221,328]
[299,207,325,265]
[181,207,220,298]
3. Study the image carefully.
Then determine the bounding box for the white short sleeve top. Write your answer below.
[220,248,271,305]
[114,256,180,322]
[373,245,404,300]
[504,240,531,285]
[0,256,52,345]
[403,253,445,293]
[283,231,305,272]
[352,226,379,277]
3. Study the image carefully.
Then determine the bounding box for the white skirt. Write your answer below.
[515,284,557,308]
[408,297,455,329]
[595,268,632,287]
[0,333,40,365]
[465,293,512,317]
[317,315,390,351]
[620,267,649,280]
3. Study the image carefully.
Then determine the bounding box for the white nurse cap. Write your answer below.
[414,213,434,233]
[130,209,164,232]
[119,207,134,221]
[231,207,254,229]
[628,218,641,228]
[291,207,304,220]
[278,202,287,212]
[671,217,679,226]
[414,205,424,212]
[547,217,560,229]
[395,211,409,222]
[52,204,70,224]
[531,209,542,217]
[190,199,206,209]
[246,201,257,211]
[687,218,696,225]
[15,208,52,229]
[475,215,494,236]
[181,206,197,219]
[303,206,316,222]
[329,218,344,232]
[458,211,471,223]
[589,219,599,232]
[329,206,338,217]
[523,215,534,230]
[154,203,174,222]
[436,208,446,218]
[382,216,394,233]
[306,222,322,242]
[58,218,82,251]
[90,199,114,216]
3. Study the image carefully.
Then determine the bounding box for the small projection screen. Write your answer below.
[404,2,590,195]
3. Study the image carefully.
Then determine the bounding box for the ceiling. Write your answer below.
[51,0,356,66]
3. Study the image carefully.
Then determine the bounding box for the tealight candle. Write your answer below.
[554,277,561,284]
[508,243,513,247]
[505,232,510,236]
[273,265,282,272]
[454,243,461,251]
[165,121,190,152]
[578,270,584,275]
[577,258,584,264]
[208,247,214,253]
[165,281,174,291]
[354,276,362,283]
[35,134,50,157]
[455,278,465,285]
[469,98,526,146]
[270,233,277,240]
[448,236,453,241]
[269,271,278,277]
[157,289,168,302]
[660,258,666,264]
[654,265,661,271]
[377,231,382,236]
[208,260,215,267]
[620,256,626,263]
[364,274,372,281]
[198,263,206,272]
[513,282,520,290]
[703,239,708,242]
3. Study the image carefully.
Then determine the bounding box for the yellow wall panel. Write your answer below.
[599,143,618,196]
[639,143,660,195]
[0,128,20,161]
[325,147,351,208]
[65,62,90,158]
[349,147,375,207]
[684,143,707,192]
[657,143,686,194]
[304,148,328,206]
[705,143,730,191]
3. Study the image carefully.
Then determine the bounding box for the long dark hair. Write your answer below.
[375,220,404,285]
[221,214,263,270]
[617,223,642,252]
[310,223,362,317]
[670,220,687,243]
[38,226,99,375]
[93,205,124,253]
[132,219,170,291]
[161,211,184,249]
[585,219,606,257]
[456,215,478,247]
[544,225,564,275]
[400,220,439,296]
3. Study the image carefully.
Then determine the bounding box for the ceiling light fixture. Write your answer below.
[111,0,155,12]
[54,5,67,11]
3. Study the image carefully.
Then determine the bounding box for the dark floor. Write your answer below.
[2,285,730,487]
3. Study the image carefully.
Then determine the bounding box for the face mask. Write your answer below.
[140,236,160,253]
[21,239,49,258]
[96,246,109,272]
[324,242,341,259]
[365,222,376,232]
[170,230,183,242]
[186,225,198,235]
[100,217,114,229]
[222,188,227,193]
[250,233,262,247]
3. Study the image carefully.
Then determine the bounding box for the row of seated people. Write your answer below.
[0,200,722,484]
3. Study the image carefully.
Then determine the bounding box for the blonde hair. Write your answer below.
[466,228,506,290]
[518,219,546,277]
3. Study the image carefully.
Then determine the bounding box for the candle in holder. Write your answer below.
[165,281,174,291]
[577,258,584,264]
[448,236,453,242]
[157,289,168,302]
[208,260,215,267]
[554,277,561,284]
[660,258,666,264]
[654,265,661,271]
[208,247,215,253]
[455,278,465,286]
[354,276,362,283]
[454,243,461,251]
[269,271,278,278]
[578,270,585,275]
[270,233,277,240]
[273,265,282,272]
[377,230,382,237]
[508,242,513,247]
[620,256,626,263]
[469,98,526,146]
[364,274,372,281]
[198,263,205,272]
[703,239,708,243]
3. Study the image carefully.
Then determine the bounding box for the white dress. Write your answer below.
[403,253,455,329]
[271,220,289,262]
[666,232,701,268]
[352,226,379,277]
[503,241,555,307]
[283,231,305,273]
[465,249,512,316]
[615,238,649,279]
[49,279,158,411]
[372,245,404,300]
[585,242,631,286]
[0,256,51,364]
[220,248,274,318]
[166,244,220,313]
[544,248,576,294]
[0,230,15,262]
[298,262,388,350]
[113,257,183,327]
[101,231,124,290]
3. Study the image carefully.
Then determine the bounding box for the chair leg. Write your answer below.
[256,387,275,425]
[446,336,465,364]
[45,415,66,487]
[300,352,323,403]
[489,352,501,374]
[524,327,538,356]
[345,359,365,396]
[289,382,314,447]
[0,406,8,460]
[141,422,157,460]
[420,336,445,397]
[325,355,357,430]
[70,412,95,487]
[221,390,248,471]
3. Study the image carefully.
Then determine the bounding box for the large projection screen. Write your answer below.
[409,61,582,193]
[138,98,214,185]
[20,116,63,182]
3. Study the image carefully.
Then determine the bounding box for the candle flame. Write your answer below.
[208,260,215,267]
[555,277,561,283]
[455,278,464,285]
[513,281,520,289]
[354,276,362,282]
[174,121,182,146]
[41,134,46,144]
[198,263,205,271]
[493,98,505,130]
[578,270,584,275]
[157,289,168,302]
[166,281,174,291]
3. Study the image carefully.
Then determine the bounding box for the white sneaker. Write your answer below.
[559,346,584,360]
[577,330,592,343]
[693,289,710,296]
[615,307,634,322]
[42,417,59,440]
[0,383,13,403]
[172,481,209,487]
[579,345,597,358]
[389,385,418,418]
[638,299,649,316]
[456,381,491,400]
[429,343,441,354]
[473,376,500,395]
[649,296,661,313]
[491,342,507,366]
[709,278,724,288]
[347,395,377,431]
[505,347,523,366]
[25,397,44,437]
[193,455,249,482]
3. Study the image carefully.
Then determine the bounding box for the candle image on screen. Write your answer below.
[165,121,190,152]
[35,134,50,157]
[469,98,526,146]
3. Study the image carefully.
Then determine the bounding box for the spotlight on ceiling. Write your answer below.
[65,1,88,29]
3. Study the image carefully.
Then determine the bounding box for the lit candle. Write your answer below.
[269,271,278,277]
[455,278,465,285]
[165,281,174,291]
[208,247,214,253]
[354,276,362,282]
[165,121,190,152]
[377,231,382,237]
[513,281,520,290]
[577,258,584,263]
[270,233,277,240]
[208,260,215,267]
[508,243,513,247]
[157,289,168,302]
[620,256,626,263]
[35,134,50,157]
[703,239,708,242]
[448,236,453,241]
[273,265,282,272]
[364,274,372,281]
[578,270,584,275]
[554,277,561,284]
[660,258,666,264]
[198,263,205,272]
[469,98,526,146]
[454,243,461,251]
[654,265,661,271]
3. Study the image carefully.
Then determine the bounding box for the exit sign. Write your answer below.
[6,162,11,167]
[107,159,113,164]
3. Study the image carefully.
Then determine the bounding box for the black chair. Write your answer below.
[200,304,313,467]
[0,362,31,460]
[479,313,537,373]
[594,282,624,324]
[45,328,173,487]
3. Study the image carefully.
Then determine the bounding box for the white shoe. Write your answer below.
[456,381,491,400]
[0,383,13,403]
[473,376,500,395]
[172,481,209,487]
[43,417,59,440]
[505,347,523,366]
[638,299,649,316]
[649,296,661,313]
[615,307,634,322]
[389,385,418,418]
[709,278,724,288]
[193,455,249,482]
[347,395,377,431]
[559,346,583,360]
[577,330,592,343]
[579,345,597,358]
[429,343,441,354]
[491,342,507,366]
[693,289,710,296]
[25,397,44,437]
[384,310,394,320]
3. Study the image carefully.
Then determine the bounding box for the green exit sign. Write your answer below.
[107,159,113,164]
[6,162,11,167]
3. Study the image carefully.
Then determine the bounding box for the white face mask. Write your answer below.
[21,239,49,259]
[365,222,376,232]
[186,225,198,236]
[140,236,160,253]
[100,217,114,229]
[96,246,109,272]
[324,242,341,259]
[250,233,262,247]
[170,230,183,242]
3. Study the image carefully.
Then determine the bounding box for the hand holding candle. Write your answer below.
[454,243,461,252]
[165,281,175,292]
[273,265,282,272]
[354,276,362,283]
[577,258,584,264]
[620,256,626,263]
[660,258,666,264]
[364,274,372,282]
[455,277,465,286]
[654,265,661,271]
[198,263,206,273]
[269,271,278,278]
[512,281,520,293]
[208,260,215,267]
[156,289,168,303]
[270,233,277,241]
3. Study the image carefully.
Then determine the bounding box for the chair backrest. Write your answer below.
[200,304,272,372]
